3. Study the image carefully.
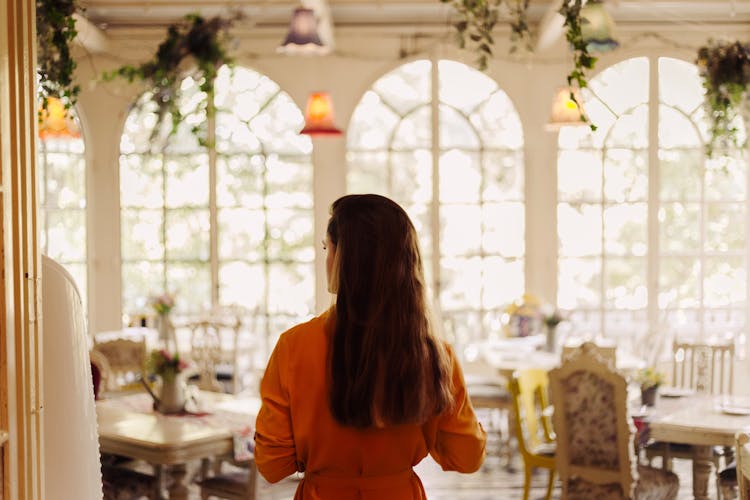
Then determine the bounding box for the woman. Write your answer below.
[254,194,486,499]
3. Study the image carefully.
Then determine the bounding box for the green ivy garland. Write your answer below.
[440,0,532,71]
[559,0,597,131]
[104,13,235,144]
[36,0,80,113]
[696,39,750,157]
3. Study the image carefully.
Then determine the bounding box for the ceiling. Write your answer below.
[80,0,750,30]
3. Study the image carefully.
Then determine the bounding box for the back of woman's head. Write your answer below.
[326,194,453,428]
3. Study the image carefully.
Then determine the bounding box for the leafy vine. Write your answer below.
[440,0,532,71]
[36,0,80,114]
[559,0,598,130]
[696,39,750,157]
[103,13,236,144]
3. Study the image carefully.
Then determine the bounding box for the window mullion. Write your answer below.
[430,54,441,305]
[648,55,660,343]
[208,92,219,309]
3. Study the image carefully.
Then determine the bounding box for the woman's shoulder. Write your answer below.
[277,308,332,348]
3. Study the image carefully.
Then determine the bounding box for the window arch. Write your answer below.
[39,104,87,307]
[557,56,746,352]
[120,65,315,338]
[347,59,525,345]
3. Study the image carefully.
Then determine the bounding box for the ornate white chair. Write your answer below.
[91,337,148,394]
[186,314,244,393]
[549,345,679,499]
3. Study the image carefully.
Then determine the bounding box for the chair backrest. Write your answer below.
[549,345,637,499]
[561,341,617,370]
[509,369,555,459]
[89,349,111,399]
[91,338,147,393]
[672,339,734,394]
[738,432,750,500]
[186,314,244,393]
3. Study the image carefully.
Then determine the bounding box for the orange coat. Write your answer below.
[254,309,487,499]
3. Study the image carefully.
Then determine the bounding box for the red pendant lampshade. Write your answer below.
[38,97,80,139]
[301,91,342,136]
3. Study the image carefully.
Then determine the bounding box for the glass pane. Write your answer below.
[705,159,747,201]
[438,59,497,115]
[266,156,314,207]
[588,57,649,116]
[346,151,389,194]
[472,90,524,149]
[217,155,264,208]
[372,59,431,115]
[392,106,431,149]
[120,155,164,208]
[482,257,523,309]
[122,262,165,314]
[706,203,745,252]
[166,263,211,314]
[483,151,523,201]
[439,150,480,203]
[659,105,702,149]
[389,151,432,205]
[43,152,85,208]
[604,257,647,309]
[346,92,401,151]
[659,257,700,308]
[45,210,86,261]
[557,150,602,201]
[558,203,602,257]
[268,263,315,316]
[218,209,266,261]
[440,205,481,256]
[603,203,647,256]
[659,203,700,253]
[266,209,315,262]
[482,203,524,257]
[165,208,210,260]
[606,105,648,149]
[558,257,601,309]
[440,256,481,310]
[165,155,209,208]
[440,105,479,150]
[603,148,647,202]
[121,209,164,260]
[704,257,746,308]
[659,57,704,114]
[659,149,702,200]
[219,261,266,310]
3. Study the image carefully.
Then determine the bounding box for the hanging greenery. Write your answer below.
[559,0,597,131]
[37,0,81,114]
[696,39,750,157]
[440,0,532,71]
[103,13,236,144]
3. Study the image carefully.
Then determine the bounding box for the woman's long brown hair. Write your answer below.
[327,194,453,428]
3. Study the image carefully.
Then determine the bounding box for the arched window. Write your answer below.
[557,56,746,352]
[39,104,87,307]
[120,66,314,339]
[347,59,525,345]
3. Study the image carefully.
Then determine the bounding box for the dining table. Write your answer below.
[96,390,260,499]
[639,391,750,500]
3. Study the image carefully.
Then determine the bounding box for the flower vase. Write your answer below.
[157,375,186,414]
[156,313,175,351]
[545,324,557,353]
[641,386,658,407]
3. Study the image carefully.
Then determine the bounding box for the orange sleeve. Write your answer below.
[428,345,487,473]
[254,334,299,483]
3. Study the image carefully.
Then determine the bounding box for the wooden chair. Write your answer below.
[718,432,750,500]
[549,346,679,499]
[645,338,734,497]
[561,340,617,370]
[509,369,556,500]
[92,337,148,394]
[197,458,257,499]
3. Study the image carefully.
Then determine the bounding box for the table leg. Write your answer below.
[692,445,713,500]
[167,463,189,500]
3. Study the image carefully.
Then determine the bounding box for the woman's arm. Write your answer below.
[254,334,298,483]
[427,345,487,473]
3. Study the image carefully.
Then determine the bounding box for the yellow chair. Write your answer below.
[509,368,556,500]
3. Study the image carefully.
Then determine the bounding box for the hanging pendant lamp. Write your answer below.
[580,0,619,52]
[277,7,330,55]
[300,91,342,136]
[545,87,589,131]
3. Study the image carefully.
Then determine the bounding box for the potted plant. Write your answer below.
[635,367,664,407]
[696,39,750,157]
[143,349,189,414]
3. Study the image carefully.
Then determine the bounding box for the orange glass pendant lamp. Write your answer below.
[301,91,342,136]
[38,96,80,139]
